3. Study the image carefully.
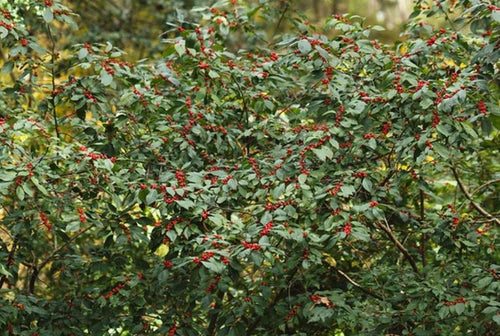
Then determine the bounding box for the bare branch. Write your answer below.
[471,178,500,196]
[377,219,420,274]
[336,268,384,301]
[451,166,500,226]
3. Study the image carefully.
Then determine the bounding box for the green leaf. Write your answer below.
[78,48,88,59]
[476,276,492,289]
[174,39,186,56]
[1,61,14,74]
[438,306,449,319]
[176,199,195,209]
[66,221,80,233]
[0,171,16,181]
[298,39,312,53]
[31,177,49,196]
[455,303,465,315]
[433,143,449,159]
[362,178,372,192]
[0,264,12,277]
[202,260,225,273]
[339,185,355,197]
[312,146,333,161]
[492,10,500,23]
[100,70,113,86]
[43,7,54,23]
[16,186,25,201]
[0,27,8,39]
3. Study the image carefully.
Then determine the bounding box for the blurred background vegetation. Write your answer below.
[67,0,414,60]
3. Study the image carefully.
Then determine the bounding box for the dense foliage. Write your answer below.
[0,0,499,335]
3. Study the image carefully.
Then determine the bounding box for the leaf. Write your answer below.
[298,39,312,53]
[455,302,465,315]
[43,7,54,23]
[312,146,333,161]
[438,306,449,319]
[0,27,8,39]
[16,186,25,201]
[362,178,372,192]
[339,185,355,197]
[476,276,492,289]
[176,199,195,209]
[0,264,12,277]
[145,189,158,205]
[492,10,500,24]
[298,174,308,185]
[100,70,113,86]
[65,221,80,233]
[2,61,14,74]
[154,244,169,257]
[78,48,88,59]
[174,39,186,56]
[433,143,449,159]
[31,177,49,196]
[436,124,451,136]
[0,171,17,181]
[202,260,225,273]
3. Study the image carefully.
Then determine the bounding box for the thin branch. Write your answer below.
[471,178,500,196]
[336,268,383,301]
[28,224,93,293]
[246,266,298,335]
[270,1,290,43]
[377,219,420,274]
[207,291,224,336]
[46,24,60,139]
[420,189,426,267]
[451,166,500,226]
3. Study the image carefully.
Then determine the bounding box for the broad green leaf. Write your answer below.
[43,7,54,23]
[298,39,312,53]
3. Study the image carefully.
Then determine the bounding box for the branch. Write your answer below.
[246,266,298,335]
[377,219,420,274]
[28,225,93,293]
[270,1,290,43]
[471,178,500,196]
[207,291,224,336]
[336,268,383,301]
[46,24,60,139]
[451,166,500,226]
[420,189,426,267]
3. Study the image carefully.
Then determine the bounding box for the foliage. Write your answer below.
[0,0,499,335]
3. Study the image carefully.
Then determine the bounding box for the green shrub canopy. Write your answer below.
[0,0,499,335]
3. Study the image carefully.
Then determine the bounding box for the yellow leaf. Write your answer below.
[154,244,169,257]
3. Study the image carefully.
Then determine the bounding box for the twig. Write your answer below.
[46,24,60,139]
[471,178,500,196]
[246,266,298,335]
[207,291,224,336]
[28,224,93,293]
[420,189,426,267]
[336,268,383,301]
[451,166,500,226]
[270,1,290,43]
[377,219,420,274]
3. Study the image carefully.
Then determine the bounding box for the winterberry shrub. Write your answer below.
[0,0,498,335]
